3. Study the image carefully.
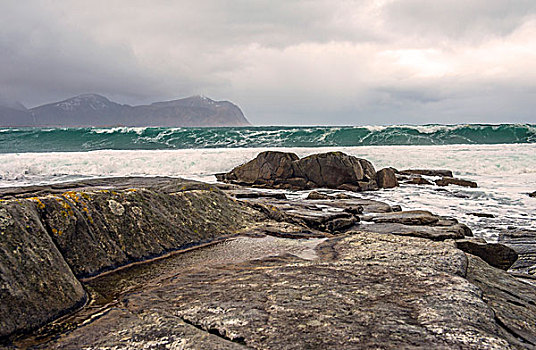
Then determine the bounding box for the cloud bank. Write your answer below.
[1,0,535,125]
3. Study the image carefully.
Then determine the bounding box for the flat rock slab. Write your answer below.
[352,222,470,240]
[466,254,536,348]
[27,233,525,349]
[361,210,440,225]
[0,176,217,199]
[498,229,536,275]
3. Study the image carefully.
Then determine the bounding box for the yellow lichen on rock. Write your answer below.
[28,197,46,210]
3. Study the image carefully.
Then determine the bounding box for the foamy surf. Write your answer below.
[0,143,534,241]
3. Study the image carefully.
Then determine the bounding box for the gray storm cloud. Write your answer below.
[0,0,535,125]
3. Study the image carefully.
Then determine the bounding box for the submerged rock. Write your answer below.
[404,176,434,186]
[435,177,478,188]
[306,191,330,200]
[401,169,454,177]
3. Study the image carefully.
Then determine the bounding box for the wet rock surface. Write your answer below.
[16,232,531,349]
[402,176,434,186]
[1,175,535,349]
[498,229,536,275]
[466,254,536,348]
[0,178,264,340]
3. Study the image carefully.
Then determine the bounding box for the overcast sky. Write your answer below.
[1,0,535,125]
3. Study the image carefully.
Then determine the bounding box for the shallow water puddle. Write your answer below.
[14,235,325,348]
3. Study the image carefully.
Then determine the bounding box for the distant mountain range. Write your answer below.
[0,94,250,127]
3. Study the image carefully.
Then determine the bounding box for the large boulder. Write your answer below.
[293,152,366,188]
[223,151,299,185]
[376,168,398,189]
[221,151,380,192]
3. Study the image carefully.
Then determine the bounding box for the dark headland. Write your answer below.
[1,152,535,349]
[0,94,250,127]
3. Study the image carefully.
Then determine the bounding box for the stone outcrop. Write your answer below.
[220,151,391,192]
[466,254,536,348]
[1,176,534,348]
[0,177,261,340]
[529,191,536,198]
[0,202,86,339]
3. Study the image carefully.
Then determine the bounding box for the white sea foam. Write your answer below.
[0,144,534,239]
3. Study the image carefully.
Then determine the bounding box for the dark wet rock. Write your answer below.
[214,172,226,182]
[469,212,496,218]
[35,233,520,349]
[343,205,364,215]
[404,176,434,185]
[376,168,399,189]
[0,202,86,339]
[498,229,536,275]
[221,151,381,192]
[401,169,454,177]
[352,222,470,240]
[361,210,440,225]
[435,177,478,188]
[391,204,402,212]
[325,217,358,233]
[228,190,287,200]
[306,191,330,200]
[466,254,536,348]
[529,191,536,198]
[456,239,518,270]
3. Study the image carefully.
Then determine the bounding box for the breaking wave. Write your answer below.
[0,124,534,153]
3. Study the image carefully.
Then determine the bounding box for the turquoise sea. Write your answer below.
[0,124,534,153]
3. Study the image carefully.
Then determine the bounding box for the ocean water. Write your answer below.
[0,125,535,241]
[0,124,534,153]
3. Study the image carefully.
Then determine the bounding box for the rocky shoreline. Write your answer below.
[1,152,535,349]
